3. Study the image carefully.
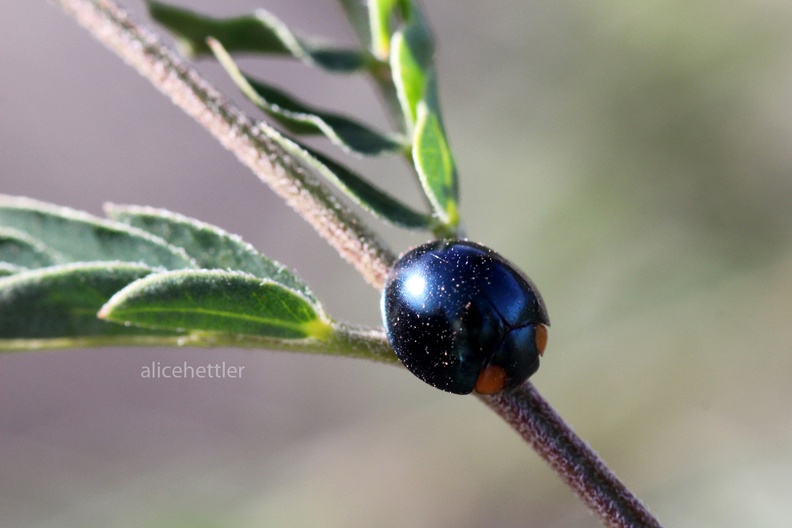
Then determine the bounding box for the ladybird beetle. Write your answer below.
[381,240,549,395]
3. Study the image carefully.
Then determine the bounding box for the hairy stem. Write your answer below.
[54,0,395,288]
[480,385,662,528]
[53,1,662,526]
[0,323,398,363]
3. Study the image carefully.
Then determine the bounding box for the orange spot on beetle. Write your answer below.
[535,324,548,356]
[474,365,507,394]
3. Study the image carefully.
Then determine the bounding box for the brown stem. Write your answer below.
[52,1,663,526]
[480,384,662,528]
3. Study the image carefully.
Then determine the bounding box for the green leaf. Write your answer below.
[148,1,366,72]
[99,270,332,340]
[0,227,57,269]
[380,2,459,230]
[412,76,460,228]
[389,1,434,127]
[0,196,194,270]
[250,123,434,229]
[369,0,404,59]
[0,262,172,342]
[302,146,435,229]
[209,40,404,156]
[104,204,316,301]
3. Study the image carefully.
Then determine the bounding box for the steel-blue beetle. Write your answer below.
[381,240,549,394]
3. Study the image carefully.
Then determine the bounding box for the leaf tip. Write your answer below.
[302,318,333,341]
[96,303,113,321]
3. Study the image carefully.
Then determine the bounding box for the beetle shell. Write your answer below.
[381,240,549,395]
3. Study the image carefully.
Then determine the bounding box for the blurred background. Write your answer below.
[3,0,792,526]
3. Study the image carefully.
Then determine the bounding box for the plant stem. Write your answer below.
[53,1,663,526]
[1,323,398,363]
[480,385,662,528]
[54,0,395,289]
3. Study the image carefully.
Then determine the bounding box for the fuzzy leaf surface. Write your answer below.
[0,196,193,270]
[389,2,433,126]
[0,262,171,343]
[412,78,460,229]
[148,1,366,72]
[0,227,57,269]
[100,270,332,340]
[105,204,316,301]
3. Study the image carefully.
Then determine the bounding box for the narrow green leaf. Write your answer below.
[209,40,404,156]
[0,262,172,341]
[412,78,460,228]
[389,2,434,127]
[100,270,332,340]
[104,204,316,301]
[148,0,286,57]
[369,0,403,59]
[242,77,405,155]
[381,2,458,230]
[0,196,194,270]
[250,123,434,229]
[148,1,366,72]
[303,146,435,229]
[0,227,57,269]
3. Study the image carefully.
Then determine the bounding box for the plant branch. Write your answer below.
[1,323,398,363]
[480,385,662,528]
[52,1,662,526]
[54,0,395,289]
